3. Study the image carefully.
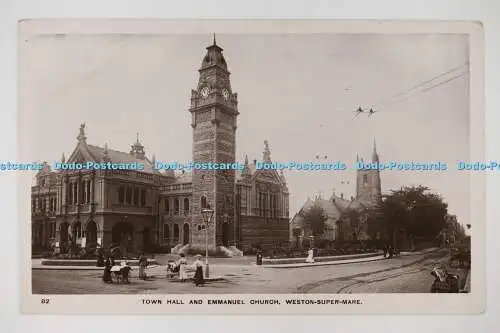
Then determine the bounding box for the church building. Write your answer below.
[289,142,382,247]
[31,37,290,256]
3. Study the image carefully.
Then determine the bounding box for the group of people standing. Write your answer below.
[100,252,205,286]
[382,244,398,259]
[173,253,205,286]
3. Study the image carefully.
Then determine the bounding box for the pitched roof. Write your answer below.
[70,144,162,175]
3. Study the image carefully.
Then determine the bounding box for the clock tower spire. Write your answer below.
[189,36,239,250]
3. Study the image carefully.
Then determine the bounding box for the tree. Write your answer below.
[302,203,328,237]
[378,185,448,246]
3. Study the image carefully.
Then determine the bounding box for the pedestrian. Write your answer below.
[138,252,148,280]
[388,245,394,259]
[102,256,112,283]
[178,253,188,281]
[305,247,315,263]
[382,244,388,258]
[193,254,205,287]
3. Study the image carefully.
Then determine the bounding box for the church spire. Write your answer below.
[372,139,379,162]
[61,153,66,163]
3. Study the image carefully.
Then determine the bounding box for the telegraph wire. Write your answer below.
[371,62,469,109]
[379,70,469,111]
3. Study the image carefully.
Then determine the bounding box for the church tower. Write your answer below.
[189,35,239,250]
[356,140,382,206]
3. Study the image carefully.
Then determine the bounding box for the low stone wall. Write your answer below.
[262,252,379,265]
[41,259,158,267]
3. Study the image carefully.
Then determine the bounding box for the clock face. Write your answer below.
[222,88,230,100]
[200,87,210,97]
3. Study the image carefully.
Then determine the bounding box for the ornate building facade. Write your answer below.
[31,38,290,255]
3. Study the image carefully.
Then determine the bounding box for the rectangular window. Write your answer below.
[141,189,146,206]
[163,224,169,240]
[134,188,139,206]
[126,187,132,205]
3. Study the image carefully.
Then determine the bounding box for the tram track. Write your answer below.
[296,249,447,294]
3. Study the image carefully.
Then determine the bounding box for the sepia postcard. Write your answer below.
[18,19,485,314]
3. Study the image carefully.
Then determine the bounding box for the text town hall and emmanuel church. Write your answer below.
[31,37,382,255]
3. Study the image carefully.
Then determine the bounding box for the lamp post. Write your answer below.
[201,207,214,278]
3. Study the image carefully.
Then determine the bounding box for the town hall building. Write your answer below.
[31,37,290,256]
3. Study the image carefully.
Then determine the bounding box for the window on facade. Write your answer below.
[118,186,125,204]
[86,181,91,203]
[163,224,170,240]
[73,183,78,204]
[126,187,132,205]
[200,196,207,209]
[165,199,170,214]
[363,174,368,184]
[141,189,146,206]
[174,198,180,215]
[68,183,72,204]
[184,198,189,215]
[173,224,179,240]
[134,188,139,206]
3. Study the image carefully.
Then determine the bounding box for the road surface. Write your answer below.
[31,249,468,294]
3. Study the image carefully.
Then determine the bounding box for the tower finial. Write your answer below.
[77,123,87,143]
[213,33,216,45]
[136,132,140,143]
[263,140,271,162]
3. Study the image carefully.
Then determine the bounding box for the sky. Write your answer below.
[18,33,470,225]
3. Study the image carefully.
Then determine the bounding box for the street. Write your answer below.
[31,250,468,294]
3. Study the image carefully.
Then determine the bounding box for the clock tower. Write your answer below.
[189,36,239,251]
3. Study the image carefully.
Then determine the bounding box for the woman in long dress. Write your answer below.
[102,256,112,283]
[138,253,148,280]
[305,248,315,263]
[178,253,188,281]
[193,254,205,287]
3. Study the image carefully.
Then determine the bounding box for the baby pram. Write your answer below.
[166,260,180,279]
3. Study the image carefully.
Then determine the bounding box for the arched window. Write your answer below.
[174,198,180,215]
[184,198,190,215]
[363,174,368,185]
[201,196,207,209]
[118,186,125,204]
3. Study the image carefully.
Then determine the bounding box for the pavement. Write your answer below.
[263,247,439,268]
[32,248,439,270]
